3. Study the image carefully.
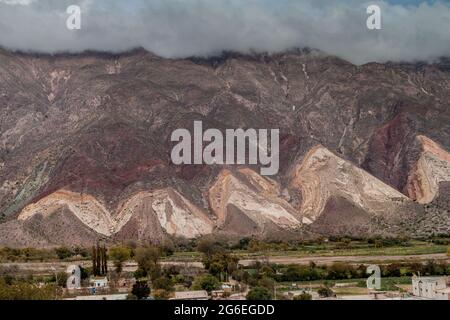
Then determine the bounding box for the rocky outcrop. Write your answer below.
[14,188,214,245]
[363,115,450,204]
[18,190,115,236]
[114,188,213,240]
[209,168,302,236]
[406,136,450,203]
[1,49,450,246]
[362,113,419,193]
[289,146,414,228]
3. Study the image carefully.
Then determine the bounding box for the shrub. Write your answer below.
[109,246,131,274]
[294,292,312,300]
[54,247,74,260]
[246,287,272,300]
[153,289,170,300]
[135,246,161,280]
[152,276,173,291]
[317,286,334,298]
[191,275,220,293]
[131,281,151,300]
[0,279,57,300]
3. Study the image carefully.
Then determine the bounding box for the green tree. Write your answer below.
[258,277,275,292]
[160,239,175,257]
[204,252,239,280]
[109,246,131,274]
[135,246,161,280]
[197,238,219,259]
[246,287,272,300]
[0,279,58,300]
[56,272,68,288]
[317,286,334,298]
[79,266,90,280]
[152,276,173,291]
[54,247,73,260]
[131,281,151,300]
[191,274,220,293]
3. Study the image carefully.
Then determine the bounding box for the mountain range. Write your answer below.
[0,48,449,247]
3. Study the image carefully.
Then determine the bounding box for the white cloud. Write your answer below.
[0,0,35,5]
[0,0,449,64]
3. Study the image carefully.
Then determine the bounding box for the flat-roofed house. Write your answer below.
[90,276,109,289]
[171,290,209,300]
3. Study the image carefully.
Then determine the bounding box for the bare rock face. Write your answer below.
[406,136,450,203]
[0,48,449,247]
[113,188,213,240]
[209,168,301,236]
[362,113,420,194]
[13,188,214,246]
[364,114,450,205]
[411,182,450,237]
[18,190,115,236]
[289,146,415,233]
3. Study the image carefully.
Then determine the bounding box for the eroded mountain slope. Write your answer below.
[209,168,302,236]
[12,187,214,246]
[289,145,418,235]
[406,135,450,203]
[0,49,449,246]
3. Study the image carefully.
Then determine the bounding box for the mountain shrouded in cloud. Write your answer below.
[0,0,450,64]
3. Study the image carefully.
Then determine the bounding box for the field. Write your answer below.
[0,239,448,274]
[166,239,449,262]
[276,277,413,297]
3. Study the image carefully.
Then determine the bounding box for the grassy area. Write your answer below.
[165,241,448,262]
[379,277,412,292]
[1,239,448,263]
[332,287,370,296]
[277,277,413,295]
[165,251,202,261]
[232,241,448,259]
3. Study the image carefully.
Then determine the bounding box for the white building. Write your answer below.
[90,277,109,289]
[68,294,128,301]
[412,277,449,300]
[171,290,209,300]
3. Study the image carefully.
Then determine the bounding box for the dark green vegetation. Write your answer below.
[92,243,108,276]
[0,272,61,300]
[0,246,90,262]
[168,236,450,262]
[0,236,448,263]
[246,287,273,300]
[109,246,132,274]
[130,281,151,300]
[240,260,449,284]
[0,236,448,300]
[293,292,312,300]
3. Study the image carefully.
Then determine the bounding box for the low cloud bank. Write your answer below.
[1,0,450,64]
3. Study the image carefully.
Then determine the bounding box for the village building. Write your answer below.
[68,294,128,301]
[171,290,209,300]
[90,276,109,289]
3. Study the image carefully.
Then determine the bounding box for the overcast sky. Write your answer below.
[0,0,449,64]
